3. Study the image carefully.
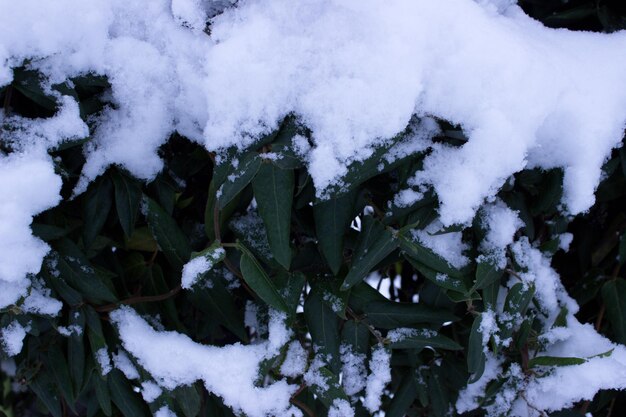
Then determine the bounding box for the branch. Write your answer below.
[94,284,182,313]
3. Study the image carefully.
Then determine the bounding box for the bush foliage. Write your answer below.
[2,1,626,416]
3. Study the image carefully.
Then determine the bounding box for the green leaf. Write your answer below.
[347,282,388,314]
[53,240,117,303]
[274,270,306,315]
[386,370,418,417]
[342,216,399,290]
[304,290,342,374]
[398,233,466,279]
[185,242,227,288]
[427,366,451,417]
[45,344,75,408]
[188,277,247,341]
[112,169,141,237]
[310,276,349,319]
[602,279,626,344]
[68,309,86,399]
[313,191,356,274]
[93,374,112,417]
[239,245,289,313]
[108,370,147,416]
[341,320,370,355]
[143,195,192,271]
[174,385,201,417]
[217,152,262,209]
[472,260,503,292]
[467,314,486,383]
[307,367,349,409]
[29,372,62,417]
[388,329,462,351]
[252,162,294,269]
[500,283,535,341]
[528,356,586,368]
[83,176,113,248]
[363,300,457,329]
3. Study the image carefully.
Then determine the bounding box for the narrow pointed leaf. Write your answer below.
[602,279,626,344]
[112,169,141,237]
[342,216,398,290]
[363,300,457,329]
[313,191,356,274]
[239,245,289,313]
[252,162,294,269]
[217,152,261,209]
[467,314,486,383]
[304,290,342,374]
[143,195,191,271]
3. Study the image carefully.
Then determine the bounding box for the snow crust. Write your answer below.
[110,307,300,417]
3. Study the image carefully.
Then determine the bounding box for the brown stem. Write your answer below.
[346,306,385,345]
[290,397,316,417]
[94,284,182,313]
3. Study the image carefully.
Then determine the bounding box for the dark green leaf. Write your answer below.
[363,300,457,329]
[307,367,349,409]
[53,240,117,303]
[68,309,86,398]
[217,152,261,209]
[602,279,626,344]
[304,290,342,374]
[341,320,370,355]
[174,385,201,417]
[388,329,462,351]
[386,370,418,417]
[528,356,586,368]
[30,371,62,417]
[467,314,486,383]
[112,169,141,237]
[83,176,113,248]
[398,233,466,279]
[188,277,247,341]
[45,344,75,407]
[239,245,289,313]
[252,162,294,269]
[108,369,147,416]
[342,216,398,290]
[313,191,356,274]
[143,195,192,271]
[93,374,112,417]
[472,260,503,292]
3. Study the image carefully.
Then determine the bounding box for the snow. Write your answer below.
[110,306,300,417]
[412,221,470,269]
[339,344,367,397]
[95,347,112,375]
[281,341,308,378]
[113,350,140,380]
[181,247,225,289]
[363,346,391,413]
[1,321,27,357]
[328,399,355,417]
[154,406,177,417]
[2,0,626,415]
[141,381,163,403]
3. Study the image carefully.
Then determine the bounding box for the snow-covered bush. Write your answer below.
[2,0,626,416]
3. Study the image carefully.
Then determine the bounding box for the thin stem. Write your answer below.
[94,284,182,313]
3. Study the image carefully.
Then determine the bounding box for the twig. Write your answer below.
[290,397,316,417]
[94,284,182,313]
[346,306,385,345]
